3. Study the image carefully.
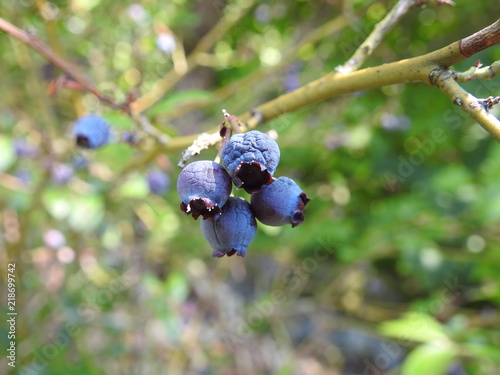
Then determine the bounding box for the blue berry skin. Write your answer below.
[51,163,74,185]
[200,196,257,258]
[222,130,280,194]
[14,168,32,186]
[147,170,170,195]
[13,138,39,158]
[250,177,311,228]
[74,115,110,149]
[177,161,232,220]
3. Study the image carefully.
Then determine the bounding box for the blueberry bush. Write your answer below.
[0,1,499,374]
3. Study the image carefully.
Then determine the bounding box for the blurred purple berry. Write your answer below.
[72,155,88,169]
[177,161,232,220]
[200,196,257,258]
[147,170,170,195]
[381,113,411,131]
[43,229,66,250]
[51,163,74,185]
[284,63,301,92]
[222,130,280,194]
[284,74,300,92]
[121,131,138,145]
[13,138,39,158]
[251,176,310,228]
[14,168,32,186]
[74,115,110,149]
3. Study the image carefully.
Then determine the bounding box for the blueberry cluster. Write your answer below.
[177,130,310,258]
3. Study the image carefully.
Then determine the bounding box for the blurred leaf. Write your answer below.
[147,90,213,116]
[68,194,105,232]
[463,342,500,364]
[402,343,456,375]
[103,112,134,130]
[0,136,15,172]
[117,175,149,198]
[379,312,448,343]
[165,270,189,303]
[94,144,134,171]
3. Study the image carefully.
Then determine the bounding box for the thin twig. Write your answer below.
[135,115,170,145]
[0,17,128,112]
[335,0,455,74]
[130,0,257,115]
[455,60,500,82]
[433,69,500,141]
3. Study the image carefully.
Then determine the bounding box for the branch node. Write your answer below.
[478,96,500,112]
[455,60,500,82]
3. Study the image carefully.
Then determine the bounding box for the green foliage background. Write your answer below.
[0,1,499,374]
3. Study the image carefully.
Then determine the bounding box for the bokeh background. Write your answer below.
[1,1,500,374]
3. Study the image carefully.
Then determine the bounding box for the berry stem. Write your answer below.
[222,109,243,134]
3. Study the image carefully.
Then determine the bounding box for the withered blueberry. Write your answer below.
[250,176,310,228]
[222,130,280,193]
[74,115,110,149]
[177,160,232,220]
[200,196,257,258]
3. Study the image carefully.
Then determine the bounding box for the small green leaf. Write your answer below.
[379,312,448,343]
[103,113,134,130]
[165,271,189,303]
[94,144,134,171]
[463,342,500,364]
[402,343,456,375]
[117,175,149,198]
[0,136,16,172]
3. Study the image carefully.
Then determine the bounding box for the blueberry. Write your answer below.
[284,62,301,92]
[177,160,232,220]
[222,130,280,193]
[72,155,88,169]
[74,115,110,149]
[381,113,411,131]
[13,138,39,158]
[14,168,32,186]
[121,131,138,145]
[250,176,310,227]
[51,163,74,185]
[200,196,257,258]
[147,169,170,195]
